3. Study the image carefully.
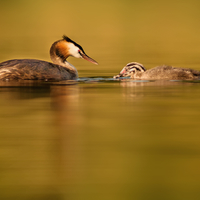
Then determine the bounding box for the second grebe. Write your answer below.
[113,62,200,80]
[0,35,98,81]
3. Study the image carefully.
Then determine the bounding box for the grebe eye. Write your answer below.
[78,50,82,55]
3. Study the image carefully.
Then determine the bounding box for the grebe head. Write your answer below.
[113,62,146,78]
[50,35,98,65]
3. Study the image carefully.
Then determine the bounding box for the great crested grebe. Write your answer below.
[113,62,200,80]
[0,35,98,81]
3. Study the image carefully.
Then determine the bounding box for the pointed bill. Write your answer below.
[79,51,98,65]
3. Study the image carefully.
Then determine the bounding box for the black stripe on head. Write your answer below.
[63,35,86,54]
[126,62,146,72]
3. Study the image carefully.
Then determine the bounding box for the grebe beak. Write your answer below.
[79,50,98,65]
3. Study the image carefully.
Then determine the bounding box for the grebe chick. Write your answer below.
[113,62,200,80]
[0,35,98,81]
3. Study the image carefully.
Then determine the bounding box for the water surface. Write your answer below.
[1,78,200,200]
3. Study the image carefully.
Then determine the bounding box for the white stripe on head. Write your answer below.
[125,62,146,72]
[114,62,146,78]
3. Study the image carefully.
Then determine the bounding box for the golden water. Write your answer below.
[1,0,200,199]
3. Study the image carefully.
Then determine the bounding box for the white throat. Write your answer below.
[64,61,78,75]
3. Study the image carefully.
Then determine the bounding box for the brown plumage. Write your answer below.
[113,62,200,80]
[0,35,98,81]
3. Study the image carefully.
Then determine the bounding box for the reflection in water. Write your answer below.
[1,79,200,200]
[50,85,82,188]
[117,79,200,100]
[0,81,81,199]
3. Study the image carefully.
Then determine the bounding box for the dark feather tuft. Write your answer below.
[62,35,74,43]
[62,35,86,54]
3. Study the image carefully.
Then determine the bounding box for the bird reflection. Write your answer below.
[117,79,198,101]
[50,84,83,185]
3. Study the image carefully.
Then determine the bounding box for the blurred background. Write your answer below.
[1,0,200,74]
[1,0,200,200]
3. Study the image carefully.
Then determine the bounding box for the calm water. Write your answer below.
[1,0,200,199]
[1,78,200,200]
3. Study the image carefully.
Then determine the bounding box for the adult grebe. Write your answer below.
[0,35,98,81]
[113,62,200,80]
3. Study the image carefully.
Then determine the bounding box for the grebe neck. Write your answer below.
[50,41,78,75]
[50,54,77,73]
